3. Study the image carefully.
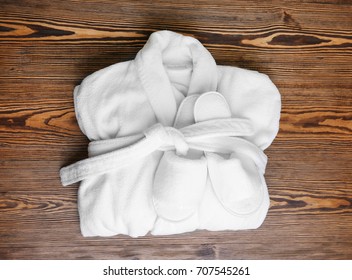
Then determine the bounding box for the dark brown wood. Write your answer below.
[0,0,351,259]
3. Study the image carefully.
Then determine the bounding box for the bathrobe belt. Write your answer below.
[60,118,267,186]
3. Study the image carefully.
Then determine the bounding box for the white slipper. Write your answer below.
[152,95,207,222]
[153,150,207,221]
[206,152,264,215]
[194,91,265,216]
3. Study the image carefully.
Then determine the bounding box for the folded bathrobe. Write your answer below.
[60,30,281,237]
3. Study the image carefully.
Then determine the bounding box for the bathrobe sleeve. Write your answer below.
[218,66,281,150]
[73,61,157,141]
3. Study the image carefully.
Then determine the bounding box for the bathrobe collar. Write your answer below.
[135,31,218,126]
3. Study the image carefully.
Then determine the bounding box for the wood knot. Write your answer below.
[283,11,302,29]
[197,244,216,259]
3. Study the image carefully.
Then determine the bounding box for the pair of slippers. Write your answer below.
[153,92,265,224]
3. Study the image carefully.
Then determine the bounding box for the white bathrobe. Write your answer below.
[60,30,281,237]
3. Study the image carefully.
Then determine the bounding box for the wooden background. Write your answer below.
[0,0,351,259]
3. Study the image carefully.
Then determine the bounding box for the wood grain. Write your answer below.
[0,0,351,259]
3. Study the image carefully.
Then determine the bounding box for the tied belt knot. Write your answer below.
[60,118,267,187]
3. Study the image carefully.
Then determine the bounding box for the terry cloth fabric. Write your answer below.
[60,30,281,237]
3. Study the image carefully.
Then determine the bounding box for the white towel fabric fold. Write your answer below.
[60,30,281,237]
